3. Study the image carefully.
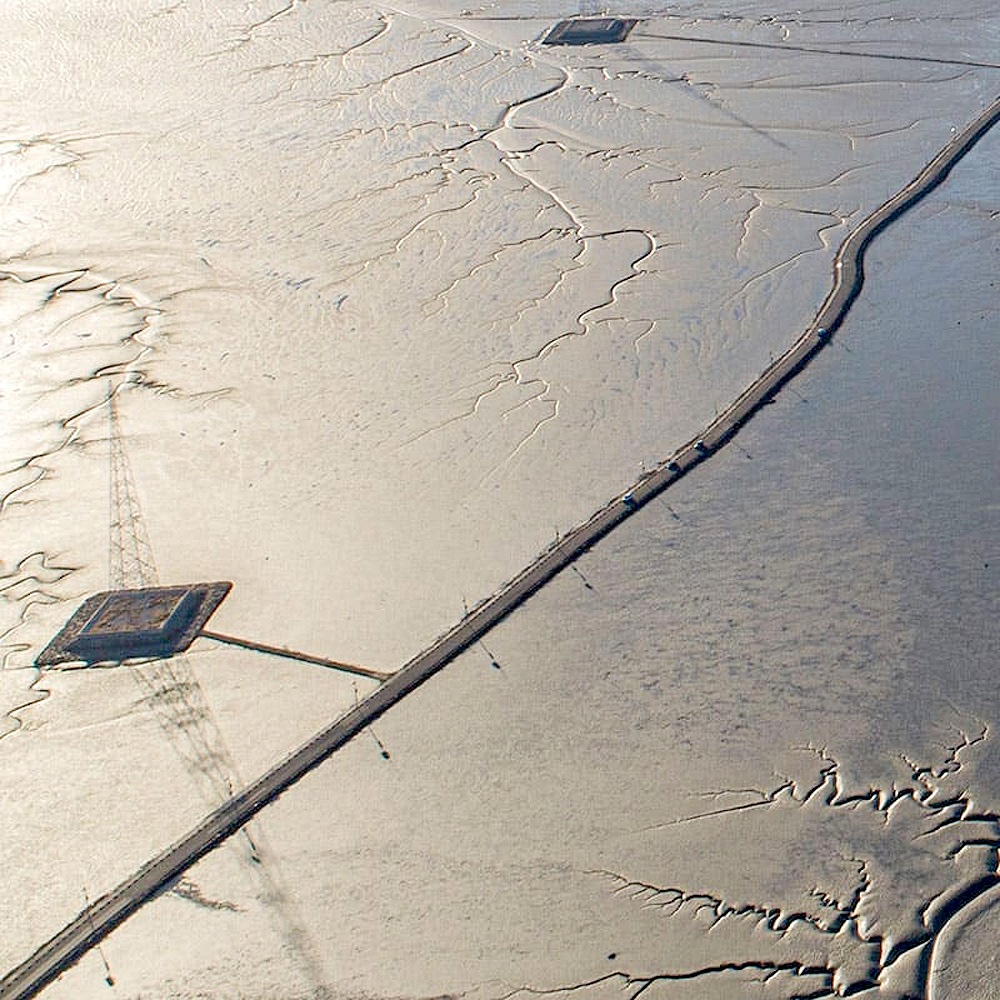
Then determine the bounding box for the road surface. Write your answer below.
[2,94,998,1000]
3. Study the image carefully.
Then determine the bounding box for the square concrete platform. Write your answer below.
[542,18,637,45]
[36,582,232,666]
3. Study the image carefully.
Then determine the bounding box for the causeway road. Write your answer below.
[2,95,999,1000]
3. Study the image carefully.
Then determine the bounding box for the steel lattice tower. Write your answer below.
[107,385,159,590]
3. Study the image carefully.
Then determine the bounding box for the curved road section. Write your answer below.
[3,96,999,1000]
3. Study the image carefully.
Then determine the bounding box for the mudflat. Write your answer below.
[0,2,997,998]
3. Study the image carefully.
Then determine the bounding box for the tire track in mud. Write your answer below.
[1,92,998,1000]
[926,880,1000,1000]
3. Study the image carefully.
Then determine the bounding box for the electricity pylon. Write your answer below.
[100,382,331,990]
[107,383,159,590]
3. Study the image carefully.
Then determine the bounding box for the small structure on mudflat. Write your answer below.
[36,582,231,666]
[543,17,637,45]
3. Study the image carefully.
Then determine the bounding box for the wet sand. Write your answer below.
[0,1,998,998]
[34,92,998,1000]
[5,86,999,1000]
